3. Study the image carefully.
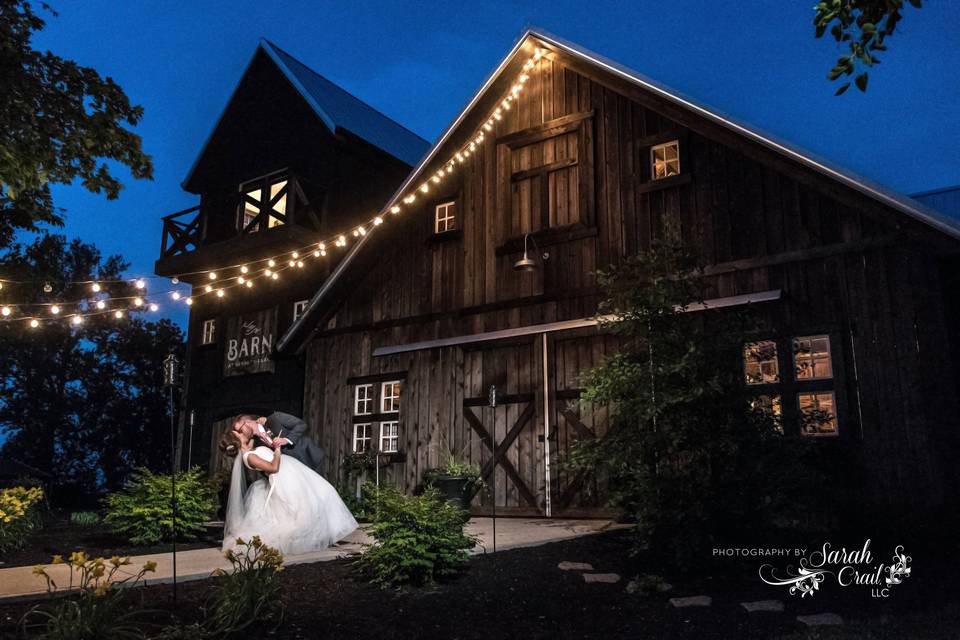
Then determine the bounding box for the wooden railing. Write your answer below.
[159,205,208,259]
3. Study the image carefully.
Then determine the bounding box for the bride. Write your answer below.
[219,426,358,555]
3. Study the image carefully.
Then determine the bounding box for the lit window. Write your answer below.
[293,299,309,322]
[201,319,216,345]
[239,178,287,232]
[750,394,783,433]
[241,188,261,231]
[268,180,287,228]
[354,384,373,416]
[435,201,457,234]
[794,335,833,380]
[353,423,372,452]
[650,140,680,180]
[743,341,779,385]
[798,392,838,436]
[380,421,399,453]
[381,381,401,413]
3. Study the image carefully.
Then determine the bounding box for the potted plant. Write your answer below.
[423,455,484,510]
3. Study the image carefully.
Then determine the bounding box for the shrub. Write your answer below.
[204,536,284,636]
[103,467,217,545]
[20,552,158,639]
[338,485,370,520]
[358,485,477,587]
[0,485,44,553]
[70,511,100,527]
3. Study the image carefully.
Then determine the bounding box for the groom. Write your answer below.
[233,411,326,475]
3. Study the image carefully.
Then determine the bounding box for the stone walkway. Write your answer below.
[0,518,627,602]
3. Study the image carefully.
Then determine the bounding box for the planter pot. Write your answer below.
[428,475,474,510]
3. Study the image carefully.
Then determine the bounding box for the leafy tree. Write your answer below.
[0,235,183,502]
[568,230,830,569]
[814,0,922,95]
[0,1,153,246]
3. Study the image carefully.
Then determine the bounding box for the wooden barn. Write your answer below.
[163,30,960,518]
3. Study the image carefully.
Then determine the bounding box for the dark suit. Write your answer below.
[263,412,326,475]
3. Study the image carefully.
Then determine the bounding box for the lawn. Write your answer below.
[2,529,956,639]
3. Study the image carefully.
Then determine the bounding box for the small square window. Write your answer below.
[380,421,399,453]
[354,384,373,416]
[794,335,833,380]
[798,391,838,436]
[435,201,457,234]
[650,140,680,180]
[750,394,783,433]
[353,423,372,452]
[293,299,309,322]
[743,340,779,385]
[201,319,216,345]
[381,381,401,413]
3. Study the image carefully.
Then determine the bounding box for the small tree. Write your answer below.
[569,230,826,569]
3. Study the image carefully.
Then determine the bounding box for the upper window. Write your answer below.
[201,319,216,345]
[239,176,288,232]
[793,336,833,380]
[743,341,779,385]
[434,201,457,234]
[650,140,680,180]
[293,299,309,322]
[381,381,401,413]
[354,384,373,416]
[798,392,838,436]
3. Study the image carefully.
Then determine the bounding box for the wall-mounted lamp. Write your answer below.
[513,233,550,271]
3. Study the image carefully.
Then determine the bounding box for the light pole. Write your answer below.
[162,352,180,606]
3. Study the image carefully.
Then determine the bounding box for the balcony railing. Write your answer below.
[158,175,319,261]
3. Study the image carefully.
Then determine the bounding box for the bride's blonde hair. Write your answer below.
[218,429,243,457]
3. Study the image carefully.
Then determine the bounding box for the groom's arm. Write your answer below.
[265,412,308,445]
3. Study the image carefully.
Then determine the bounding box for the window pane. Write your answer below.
[798,392,838,436]
[269,181,286,227]
[743,341,779,384]
[651,141,680,180]
[751,394,783,433]
[794,335,833,380]
[242,188,261,231]
[354,384,373,415]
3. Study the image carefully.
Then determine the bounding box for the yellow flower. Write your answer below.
[143,561,157,572]
[94,584,109,597]
[235,537,245,546]
[109,556,121,567]
[251,535,262,548]
[91,565,105,578]
[51,555,63,565]
[211,568,225,577]
[32,565,46,576]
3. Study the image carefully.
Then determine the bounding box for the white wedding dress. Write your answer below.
[223,446,358,555]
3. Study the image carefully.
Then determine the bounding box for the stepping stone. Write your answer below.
[741,600,784,613]
[796,613,843,627]
[583,573,621,584]
[670,595,712,608]
[558,561,594,571]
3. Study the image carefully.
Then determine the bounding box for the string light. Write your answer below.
[1,306,10,317]
[72,315,83,326]
[135,279,146,289]
[91,283,101,293]
[50,305,60,315]
[240,266,248,274]
[134,298,144,307]
[149,303,159,312]
[186,298,194,306]
[216,289,225,298]
[29,319,39,328]
[96,301,106,310]
[172,292,181,300]
[114,310,124,319]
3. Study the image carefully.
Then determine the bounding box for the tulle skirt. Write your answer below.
[223,454,358,556]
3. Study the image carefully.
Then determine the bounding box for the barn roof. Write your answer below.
[182,39,430,189]
[277,27,960,353]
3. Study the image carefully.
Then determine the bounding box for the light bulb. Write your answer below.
[289,260,296,267]
[114,310,123,319]
[205,285,212,293]
[208,272,217,280]
[0,282,3,290]
[245,280,253,288]
[134,297,143,307]
[92,283,101,292]
[171,277,179,284]
[216,289,225,298]
[313,250,321,258]
[240,265,249,274]
[238,276,245,284]
[1,306,11,316]
[72,315,83,326]
[318,242,326,251]
[29,319,39,328]
[43,282,53,293]
[50,305,60,315]
[391,205,401,214]
[149,303,159,312]
[186,298,194,306]
[296,261,304,268]
[96,300,106,310]
[358,227,367,236]
[374,217,383,225]
[135,279,146,289]
[291,251,299,259]
[320,250,326,257]
[271,273,279,280]
[268,259,276,268]
[172,292,181,300]
[265,269,272,276]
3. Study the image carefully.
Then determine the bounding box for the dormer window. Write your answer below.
[434,201,457,234]
[239,175,288,233]
[650,140,680,180]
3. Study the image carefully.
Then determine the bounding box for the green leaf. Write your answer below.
[835,82,851,96]
[855,72,869,92]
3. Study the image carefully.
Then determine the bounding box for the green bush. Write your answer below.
[20,552,158,639]
[0,485,44,554]
[204,536,285,636]
[103,467,217,545]
[338,485,369,520]
[70,511,100,527]
[358,485,477,587]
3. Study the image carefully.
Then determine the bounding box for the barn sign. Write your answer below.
[223,307,277,376]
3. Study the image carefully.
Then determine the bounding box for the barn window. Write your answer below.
[293,299,309,322]
[381,381,401,413]
[798,392,838,436]
[650,140,680,180]
[743,341,779,385]
[750,394,783,433]
[353,423,372,452]
[434,201,457,234]
[794,335,833,380]
[201,319,216,345]
[239,175,287,232]
[354,384,373,416]
[380,421,399,453]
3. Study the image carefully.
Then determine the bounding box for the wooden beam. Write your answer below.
[497,110,594,148]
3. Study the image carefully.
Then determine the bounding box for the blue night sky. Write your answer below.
[33,0,960,328]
